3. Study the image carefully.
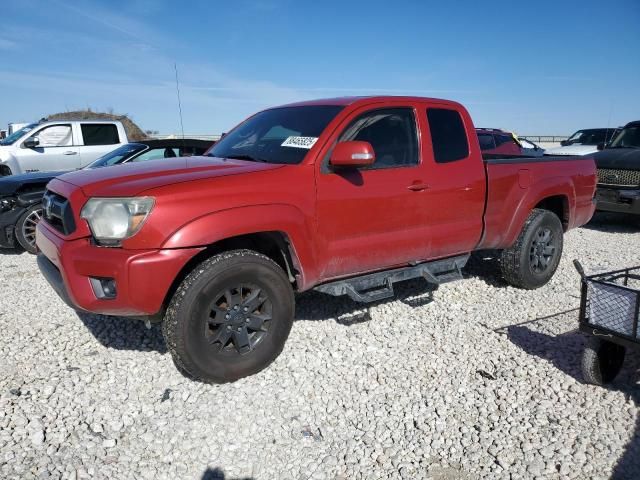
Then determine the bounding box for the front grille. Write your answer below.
[42,190,76,235]
[597,168,640,187]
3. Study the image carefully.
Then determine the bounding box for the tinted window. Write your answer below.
[34,124,72,147]
[86,143,147,168]
[209,106,343,165]
[81,124,120,146]
[132,147,179,162]
[0,123,38,145]
[427,108,469,163]
[338,108,419,169]
[494,134,515,147]
[610,126,640,148]
[478,133,495,151]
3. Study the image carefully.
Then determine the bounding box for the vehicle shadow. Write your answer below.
[75,312,167,354]
[463,250,509,288]
[0,247,25,256]
[583,211,640,234]
[74,277,439,351]
[505,321,640,479]
[201,467,254,480]
[295,278,438,325]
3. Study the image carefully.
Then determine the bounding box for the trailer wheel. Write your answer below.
[500,208,563,289]
[581,337,625,385]
[162,249,294,383]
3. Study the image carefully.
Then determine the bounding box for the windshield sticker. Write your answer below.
[281,136,318,149]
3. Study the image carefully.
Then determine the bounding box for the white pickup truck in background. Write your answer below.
[0,120,128,175]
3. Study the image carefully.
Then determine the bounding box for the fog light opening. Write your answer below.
[90,277,117,299]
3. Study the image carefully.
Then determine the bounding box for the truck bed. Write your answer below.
[478,154,597,250]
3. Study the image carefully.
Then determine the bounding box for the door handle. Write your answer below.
[63,151,78,155]
[408,182,429,191]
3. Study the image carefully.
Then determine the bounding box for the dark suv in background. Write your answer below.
[593,121,640,215]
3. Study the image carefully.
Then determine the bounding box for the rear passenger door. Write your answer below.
[77,123,122,166]
[420,105,486,258]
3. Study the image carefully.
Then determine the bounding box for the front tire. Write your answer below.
[500,208,563,289]
[162,249,295,383]
[16,204,43,254]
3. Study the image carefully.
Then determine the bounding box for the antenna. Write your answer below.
[174,62,186,142]
[605,100,614,143]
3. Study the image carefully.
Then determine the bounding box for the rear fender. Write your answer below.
[161,204,318,289]
[494,177,575,249]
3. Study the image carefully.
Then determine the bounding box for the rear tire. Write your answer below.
[15,204,43,254]
[162,249,294,383]
[500,208,563,289]
[581,337,625,385]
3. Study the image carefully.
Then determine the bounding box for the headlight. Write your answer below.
[80,197,154,245]
[0,197,15,212]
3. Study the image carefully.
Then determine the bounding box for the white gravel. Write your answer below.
[1,211,639,479]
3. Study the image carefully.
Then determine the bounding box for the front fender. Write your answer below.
[0,155,18,176]
[161,203,319,289]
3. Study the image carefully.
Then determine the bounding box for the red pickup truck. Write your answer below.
[36,96,597,383]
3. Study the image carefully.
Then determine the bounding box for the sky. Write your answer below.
[0,0,638,136]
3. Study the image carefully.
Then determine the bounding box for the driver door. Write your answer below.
[15,123,80,173]
[315,105,432,280]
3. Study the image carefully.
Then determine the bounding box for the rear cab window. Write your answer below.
[81,123,120,146]
[426,108,469,163]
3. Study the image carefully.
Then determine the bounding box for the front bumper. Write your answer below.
[595,186,640,215]
[0,204,23,248]
[36,220,204,316]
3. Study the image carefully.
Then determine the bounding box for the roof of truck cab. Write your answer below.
[277,96,463,108]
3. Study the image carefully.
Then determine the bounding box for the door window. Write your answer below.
[426,108,469,163]
[81,124,120,146]
[338,108,419,169]
[32,125,72,147]
[131,147,179,162]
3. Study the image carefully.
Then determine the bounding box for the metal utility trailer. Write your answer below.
[574,260,640,385]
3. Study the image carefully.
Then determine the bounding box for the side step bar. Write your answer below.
[314,254,469,303]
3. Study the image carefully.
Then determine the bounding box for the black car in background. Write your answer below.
[593,121,640,216]
[0,138,214,253]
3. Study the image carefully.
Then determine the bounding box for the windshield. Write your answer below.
[86,143,147,168]
[208,105,344,164]
[565,129,609,146]
[609,126,640,148]
[0,123,38,145]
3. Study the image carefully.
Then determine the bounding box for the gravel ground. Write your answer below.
[1,211,639,480]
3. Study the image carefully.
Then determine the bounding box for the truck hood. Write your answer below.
[0,170,68,196]
[593,148,640,170]
[55,156,284,197]
[544,145,598,156]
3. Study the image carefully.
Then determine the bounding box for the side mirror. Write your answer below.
[330,141,376,168]
[560,140,569,146]
[23,137,40,148]
[597,142,605,151]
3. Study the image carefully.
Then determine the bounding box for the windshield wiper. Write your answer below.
[221,154,270,163]
[609,145,640,149]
